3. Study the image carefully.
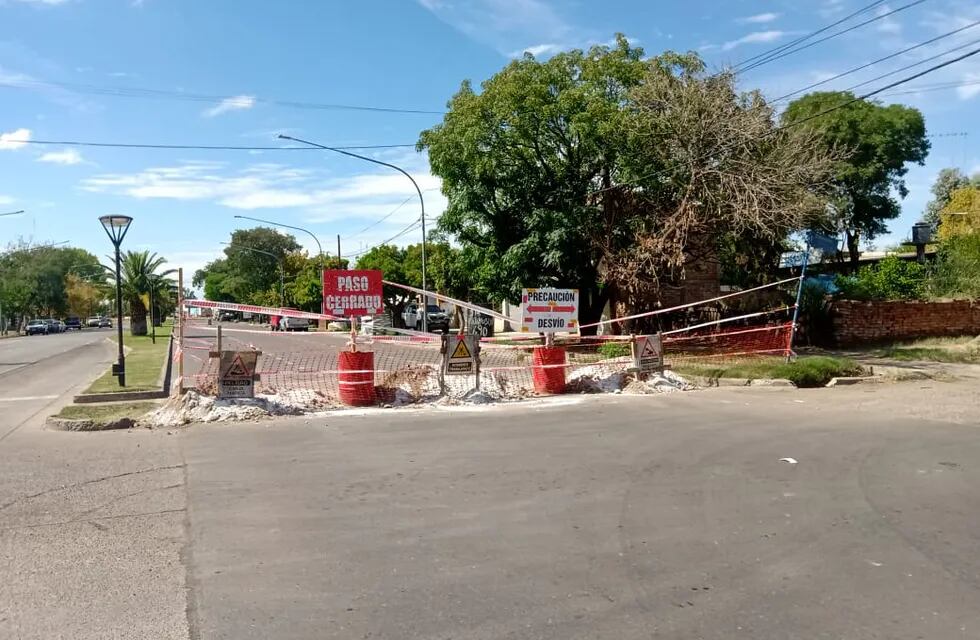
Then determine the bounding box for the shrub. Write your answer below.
[834,255,925,301]
[597,341,631,358]
[925,232,980,299]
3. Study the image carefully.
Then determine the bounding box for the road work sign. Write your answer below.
[323,269,383,317]
[520,288,578,333]
[218,350,259,399]
[633,334,663,374]
[443,334,478,376]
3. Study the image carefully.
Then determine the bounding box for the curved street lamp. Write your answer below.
[99,215,133,386]
[278,134,431,331]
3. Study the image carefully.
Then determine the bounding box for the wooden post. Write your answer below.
[177,268,184,394]
[216,324,223,354]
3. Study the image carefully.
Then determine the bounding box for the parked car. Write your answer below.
[279,314,310,332]
[26,319,48,335]
[99,317,112,328]
[42,319,63,333]
[64,316,82,330]
[218,311,237,322]
[87,316,102,328]
[402,304,450,333]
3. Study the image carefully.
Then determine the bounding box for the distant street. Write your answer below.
[0,328,116,441]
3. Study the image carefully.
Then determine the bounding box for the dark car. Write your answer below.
[43,319,64,333]
[26,319,48,335]
[64,317,82,330]
[423,304,450,333]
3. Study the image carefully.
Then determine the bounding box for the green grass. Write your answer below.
[85,321,173,393]
[56,401,159,424]
[878,344,980,364]
[674,355,863,388]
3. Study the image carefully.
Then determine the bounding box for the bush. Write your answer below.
[597,341,631,358]
[834,255,925,301]
[925,232,980,299]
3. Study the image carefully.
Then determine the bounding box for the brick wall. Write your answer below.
[830,299,980,346]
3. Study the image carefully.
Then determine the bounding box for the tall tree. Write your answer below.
[923,168,980,226]
[420,36,648,327]
[937,187,980,241]
[119,250,175,336]
[782,91,929,269]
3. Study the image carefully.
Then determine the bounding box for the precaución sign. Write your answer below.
[520,288,579,333]
[323,269,383,317]
[443,334,478,376]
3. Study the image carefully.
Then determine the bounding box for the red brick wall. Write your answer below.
[830,300,980,346]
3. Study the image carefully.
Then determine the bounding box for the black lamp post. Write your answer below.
[99,215,133,386]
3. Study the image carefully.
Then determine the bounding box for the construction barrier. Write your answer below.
[531,346,567,394]
[337,351,376,406]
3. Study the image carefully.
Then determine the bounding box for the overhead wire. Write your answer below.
[737,0,929,74]
[731,0,887,72]
[345,220,423,259]
[840,35,980,93]
[6,138,416,151]
[771,18,980,102]
[0,78,445,115]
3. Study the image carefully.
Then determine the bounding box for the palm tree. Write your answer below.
[116,251,176,336]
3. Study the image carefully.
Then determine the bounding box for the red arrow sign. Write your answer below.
[526,305,576,313]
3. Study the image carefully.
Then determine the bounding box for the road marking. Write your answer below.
[0,395,59,403]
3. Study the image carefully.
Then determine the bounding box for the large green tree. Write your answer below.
[782,91,929,269]
[0,243,102,325]
[422,39,835,329]
[420,37,648,326]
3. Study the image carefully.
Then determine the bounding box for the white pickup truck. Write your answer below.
[402,303,449,332]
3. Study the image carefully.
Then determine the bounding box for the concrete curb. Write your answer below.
[825,376,884,387]
[74,389,168,403]
[46,415,137,432]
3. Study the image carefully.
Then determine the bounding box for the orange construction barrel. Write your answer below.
[532,346,567,394]
[338,351,376,406]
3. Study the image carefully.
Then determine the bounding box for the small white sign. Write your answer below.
[443,334,478,376]
[633,334,663,374]
[520,288,579,333]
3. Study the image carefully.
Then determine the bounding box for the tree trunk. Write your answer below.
[577,286,609,336]
[130,302,148,336]
[845,230,861,273]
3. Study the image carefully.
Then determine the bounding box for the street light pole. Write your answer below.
[233,215,324,322]
[278,134,430,332]
[99,215,133,387]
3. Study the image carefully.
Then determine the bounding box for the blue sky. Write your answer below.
[1,0,978,279]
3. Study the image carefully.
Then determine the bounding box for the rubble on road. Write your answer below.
[144,390,310,427]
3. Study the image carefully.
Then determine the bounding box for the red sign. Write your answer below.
[323,269,383,317]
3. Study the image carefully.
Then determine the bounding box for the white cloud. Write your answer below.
[203,95,256,117]
[418,0,573,56]
[875,4,902,34]
[0,128,31,150]
[0,195,14,205]
[80,161,447,223]
[721,30,792,51]
[37,148,83,165]
[510,43,562,57]
[958,72,980,99]
[11,0,71,5]
[738,12,780,24]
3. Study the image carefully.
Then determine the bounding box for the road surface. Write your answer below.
[2,359,979,639]
[0,328,116,441]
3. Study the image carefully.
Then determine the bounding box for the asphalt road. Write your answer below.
[180,382,980,640]
[0,327,188,640]
[0,328,116,442]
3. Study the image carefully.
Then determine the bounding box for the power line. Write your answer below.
[6,138,416,151]
[877,77,980,96]
[732,0,886,72]
[772,18,980,102]
[738,0,929,74]
[590,44,980,197]
[346,220,423,259]
[0,78,445,115]
[841,35,980,93]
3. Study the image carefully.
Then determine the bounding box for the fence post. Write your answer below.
[176,268,184,395]
[787,239,811,362]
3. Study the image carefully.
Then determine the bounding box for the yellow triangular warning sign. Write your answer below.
[450,338,472,360]
[226,354,251,377]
